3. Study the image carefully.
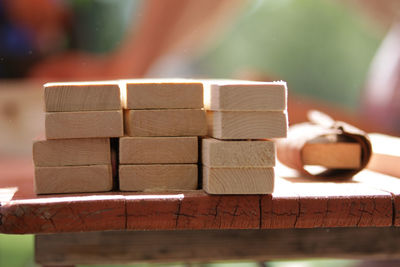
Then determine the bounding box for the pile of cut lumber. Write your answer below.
[202,80,287,194]
[33,79,288,195]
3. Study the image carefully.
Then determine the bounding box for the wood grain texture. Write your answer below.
[202,138,275,167]
[119,164,198,191]
[207,111,287,139]
[125,191,260,230]
[204,81,287,111]
[34,165,113,194]
[262,166,393,229]
[45,110,123,139]
[302,142,361,169]
[124,109,207,137]
[0,160,396,234]
[1,196,125,234]
[35,228,400,265]
[44,81,121,112]
[33,138,110,167]
[125,80,203,109]
[352,169,400,227]
[367,133,400,178]
[120,137,198,164]
[203,167,274,194]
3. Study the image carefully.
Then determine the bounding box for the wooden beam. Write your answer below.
[124,79,203,109]
[202,167,274,194]
[119,164,198,191]
[33,138,110,167]
[120,137,197,164]
[44,81,121,112]
[45,110,123,139]
[34,165,113,194]
[124,109,207,137]
[202,138,275,167]
[302,142,361,169]
[206,111,287,139]
[203,80,286,111]
[35,227,400,265]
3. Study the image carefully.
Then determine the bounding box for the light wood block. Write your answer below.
[367,133,400,177]
[124,79,203,109]
[302,142,361,169]
[207,111,287,139]
[119,164,198,191]
[45,110,123,139]
[44,81,121,112]
[202,167,274,194]
[203,80,287,111]
[124,109,207,137]
[34,165,113,194]
[120,137,198,164]
[33,138,110,167]
[202,138,275,167]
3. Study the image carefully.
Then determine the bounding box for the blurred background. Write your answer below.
[1,0,400,266]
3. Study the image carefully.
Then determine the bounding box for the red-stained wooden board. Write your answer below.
[0,159,397,234]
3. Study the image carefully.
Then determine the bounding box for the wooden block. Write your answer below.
[125,109,207,137]
[120,137,198,164]
[119,164,198,191]
[124,79,203,109]
[367,133,400,177]
[203,80,287,111]
[301,143,361,169]
[202,138,275,167]
[207,111,287,139]
[45,110,123,139]
[34,165,113,194]
[33,138,110,167]
[202,167,274,194]
[44,81,121,112]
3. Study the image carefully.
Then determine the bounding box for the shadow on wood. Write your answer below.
[36,227,400,265]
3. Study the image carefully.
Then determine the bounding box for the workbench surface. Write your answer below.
[1,159,399,234]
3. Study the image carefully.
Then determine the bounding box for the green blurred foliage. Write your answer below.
[70,0,140,53]
[198,0,383,109]
[0,234,34,267]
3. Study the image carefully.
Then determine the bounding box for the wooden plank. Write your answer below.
[367,133,400,178]
[202,138,275,167]
[33,138,110,167]
[124,79,203,109]
[203,80,287,111]
[0,160,395,234]
[302,142,361,169]
[34,165,113,194]
[269,165,393,228]
[126,193,183,230]
[120,137,197,164]
[1,196,125,234]
[119,164,198,191]
[35,228,400,265]
[206,111,287,139]
[202,167,274,194]
[45,110,123,139]
[124,109,207,137]
[175,192,260,229]
[44,81,121,112]
[353,169,400,226]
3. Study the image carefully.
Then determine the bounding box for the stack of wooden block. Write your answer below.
[202,80,288,194]
[32,78,287,195]
[33,81,124,194]
[119,79,207,191]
